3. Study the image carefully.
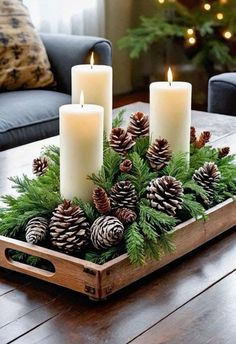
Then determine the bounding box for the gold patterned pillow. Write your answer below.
[0,0,55,91]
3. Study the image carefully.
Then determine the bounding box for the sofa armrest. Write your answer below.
[40,34,112,95]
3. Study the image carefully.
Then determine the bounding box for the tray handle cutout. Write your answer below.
[5,248,55,278]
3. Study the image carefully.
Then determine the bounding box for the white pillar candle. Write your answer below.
[60,92,104,202]
[150,68,192,160]
[72,53,112,136]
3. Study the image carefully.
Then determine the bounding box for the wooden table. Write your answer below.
[0,103,236,344]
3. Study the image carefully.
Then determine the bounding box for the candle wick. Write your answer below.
[91,65,93,70]
[81,104,84,108]
[169,81,172,87]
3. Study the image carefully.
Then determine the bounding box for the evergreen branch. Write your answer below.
[182,194,207,220]
[74,198,98,223]
[125,222,145,266]
[84,245,123,265]
[132,136,150,158]
[112,109,126,128]
[127,152,157,197]
[162,152,190,183]
[183,180,209,199]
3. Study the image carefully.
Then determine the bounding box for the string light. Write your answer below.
[216,13,224,20]
[158,0,165,3]
[203,3,211,11]
[187,28,194,35]
[220,0,228,4]
[189,37,196,45]
[223,31,232,39]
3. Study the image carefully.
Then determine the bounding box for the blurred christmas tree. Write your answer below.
[119,0,236,76]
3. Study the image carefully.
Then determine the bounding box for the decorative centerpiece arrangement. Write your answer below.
[0,110,235,268]
[0,56,235,299]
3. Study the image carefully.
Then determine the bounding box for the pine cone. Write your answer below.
[192,162,221,203]
[110,181,138,210]
[32,157,48,176]
[146,176,184,216]
[93,187,111,214]
[119,159,132,173]
[194,131,211,148]
[127,112,149,138]
[25,217,48,244]
[190,126,197,144]
[49,200,90,254]
[91,216,124,250]
[109,128,135,156]
[146,138,172,171]
[218,147,230,159]
[114,207,137,225]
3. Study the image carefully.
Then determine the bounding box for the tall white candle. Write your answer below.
[60,92,104,202]
[72,53,112,136]
[150,68,192,160]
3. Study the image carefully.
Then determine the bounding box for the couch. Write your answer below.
[208,72,236,116]
[0,34,112,151]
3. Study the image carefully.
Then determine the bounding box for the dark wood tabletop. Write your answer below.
[0,103,236,344]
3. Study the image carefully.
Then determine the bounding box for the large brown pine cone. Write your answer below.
[192,162,221,202]
[90,216,124,250]
[49,200,90,254]
[114,207,137,225]
[127,112,149,138]
[110,181,138,210]
[25,217,48,244]
[146,176,184,216]
[109,128,135,156]
[93,187,111,214]
[146,138,172,171]
[32,157,48,176]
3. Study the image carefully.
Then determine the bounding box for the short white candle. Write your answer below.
[60,92,104,202]
[72,53,112,136]
[150,68,192,161]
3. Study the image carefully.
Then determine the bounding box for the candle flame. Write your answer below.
[167,67,173,86]
[90,52,94,68]
[80,90,84,107]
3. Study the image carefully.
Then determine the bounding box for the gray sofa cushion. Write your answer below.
[0,90,70,150]
[208,73,236,116]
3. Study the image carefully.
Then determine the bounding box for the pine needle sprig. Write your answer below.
[125,222,145,266]
[183,180,209,200]
[132,136,150,158]
[190,145,218,171]
[162,152,190,183]
[182,194,207,220]
[125,152,157,197]
[112,109,126,128]
[73,198,98,223]
[8,175,32,194]
[85,245,124,265]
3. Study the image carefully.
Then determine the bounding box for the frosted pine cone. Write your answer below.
[127,112,149,138]
[25,217,48,244]
[93,187,111,214]
[146,138,172,171]
[146,176,184,216]
[49,200,91,254]
[90,216,124,250]
[119,159,132,173]
[114,207,137,225]
[109,128,135,156]
[32,157,48,176]
[192,162,221,203]
[110,181,138,210]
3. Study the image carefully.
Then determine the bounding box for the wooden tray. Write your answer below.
[0,198,235,300]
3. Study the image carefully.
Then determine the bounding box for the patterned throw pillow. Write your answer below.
[0,0,55,91]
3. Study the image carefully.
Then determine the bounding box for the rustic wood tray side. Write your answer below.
[0,198,235,300]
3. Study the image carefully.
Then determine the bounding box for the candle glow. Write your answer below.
[168,67,173,86]
[90,52,94,68]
